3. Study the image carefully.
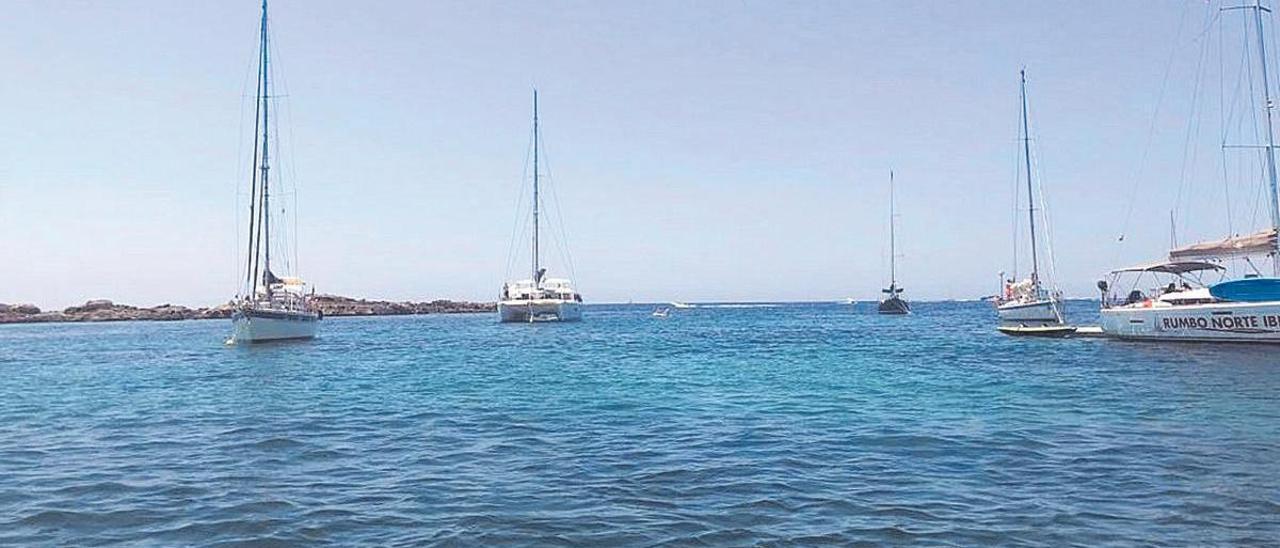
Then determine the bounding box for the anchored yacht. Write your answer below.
[878,170,910,315]
[230,0,319,343]
[1100,1,1280,343]
[995,70,1066,329]
[498,90,583,323]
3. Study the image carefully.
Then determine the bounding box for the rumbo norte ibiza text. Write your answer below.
[1161,315,1280,330]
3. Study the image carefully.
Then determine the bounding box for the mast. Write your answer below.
[1250,0,1280,274]
[889,170,897,291]
[258,0,272,295]
[243,0,266,296]
[531,89,540,286]
[1020,69,1041,291]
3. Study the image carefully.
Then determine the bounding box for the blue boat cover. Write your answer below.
[1209,278,1280,302]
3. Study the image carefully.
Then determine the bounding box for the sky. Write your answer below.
[0,1,1271,307]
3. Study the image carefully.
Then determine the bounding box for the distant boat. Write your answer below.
[652,307,670,318]
[230,0,320,344]
[1099,4,1280,343]
[670,301,694,309]
[498,90,583,323]
[995,70,1066,329]
[878,170,910,315]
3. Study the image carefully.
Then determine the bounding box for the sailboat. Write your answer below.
[878,170,910,315]
[1099,1,1280,343]
[229,0,320,343]
[498,90,584,323]
[995,70,1068,329]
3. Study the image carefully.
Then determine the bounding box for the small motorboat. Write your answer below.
[652,307,671,318]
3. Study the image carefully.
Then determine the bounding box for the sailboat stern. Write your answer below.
[498,299,582,323]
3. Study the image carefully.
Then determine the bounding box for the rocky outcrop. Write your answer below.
[0,296,493,324]
[312,294,494,316]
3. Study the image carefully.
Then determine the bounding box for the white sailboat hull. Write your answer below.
[1101,301,1280,343]
[498,300,582,323]
[231,311,319,343]
[996,299,1061,324]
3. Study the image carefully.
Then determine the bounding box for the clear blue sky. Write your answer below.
[0,1,1256,307]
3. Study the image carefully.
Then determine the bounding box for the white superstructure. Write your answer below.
[499,278,582,323]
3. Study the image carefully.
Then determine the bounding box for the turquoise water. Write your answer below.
[1,301,1278,545]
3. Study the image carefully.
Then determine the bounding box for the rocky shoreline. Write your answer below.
[0,295,495,324]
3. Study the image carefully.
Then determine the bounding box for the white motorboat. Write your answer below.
[1100,2,1280,343]
[230,0,320,343]
[995,70,1066,329]
[498,90,583,323]
[1100,252,1280,343]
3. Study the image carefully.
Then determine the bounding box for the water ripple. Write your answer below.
[1,302,1278,545]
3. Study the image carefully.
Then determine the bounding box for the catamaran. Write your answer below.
[498,90,583,323]
[230,0,320,343]
[1099,1,1280,343]
[878,170,910,315]
[995,70,1067,329]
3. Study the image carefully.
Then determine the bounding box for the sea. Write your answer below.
[1,301,1277,546]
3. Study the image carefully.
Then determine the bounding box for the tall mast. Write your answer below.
[1251,0,1280,274]
[258,0,272,294]
[531,89,540,286]
[243,0,266,296]
[889,170,897,289]
[1020,69,1041,290]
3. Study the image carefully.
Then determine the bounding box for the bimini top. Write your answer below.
[1168,228,1278,261]
[1108,260,1225,275]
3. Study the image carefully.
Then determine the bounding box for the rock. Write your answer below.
[197,303,236,320]
[0,303,41,315]
[309,294,493,317]
[64,299,121,315]
[0,295,494,324]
